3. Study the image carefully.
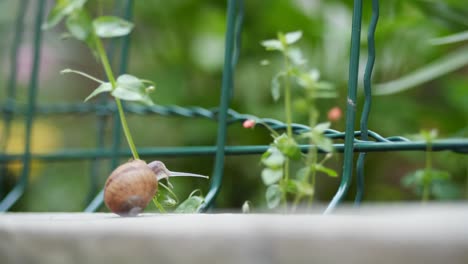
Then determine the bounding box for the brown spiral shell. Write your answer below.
[104,159,158,216]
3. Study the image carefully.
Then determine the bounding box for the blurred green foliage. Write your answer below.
[0,0,467,212]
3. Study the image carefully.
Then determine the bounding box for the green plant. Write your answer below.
[401,129,460,201]
[43,0,205,214]
[258,31,338,211]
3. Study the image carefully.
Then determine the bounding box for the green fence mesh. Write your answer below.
[1,0,467,213]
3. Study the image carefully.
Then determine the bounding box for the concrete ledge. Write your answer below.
[1,204,468,264]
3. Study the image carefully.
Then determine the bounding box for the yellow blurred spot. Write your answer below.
[0,120,62,180]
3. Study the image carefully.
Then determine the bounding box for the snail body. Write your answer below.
[104,160,157,216]
[104,159,207,217]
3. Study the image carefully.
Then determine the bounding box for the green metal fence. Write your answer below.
[1,0,467,213]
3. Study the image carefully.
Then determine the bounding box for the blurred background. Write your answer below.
[0,0,467,212]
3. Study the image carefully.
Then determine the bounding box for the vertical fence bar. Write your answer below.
[355,0,379,204]
[201,0,242,210]
[0,0,46,211]
[324,0,363,214]
[0,0,30,199]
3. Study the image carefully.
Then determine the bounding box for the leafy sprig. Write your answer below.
[259,31,337,211]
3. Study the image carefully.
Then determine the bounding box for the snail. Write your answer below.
[104,159,207,216]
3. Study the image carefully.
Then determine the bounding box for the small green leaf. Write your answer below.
[261,168,283,186]
[261,39,284,51]
[84,82,112,102]
[112,87,143,101]
[295,166,310,181]
[265,184,282,209]
[287,48,306,66]
[301,130,334,152]
[316,81,334,90]
[160,195,177,207]
[432,181,462,200]
[174,195,204,213]
[111,74,155,105]
[285,179,313,196]
[271,72,283,101]
[42,0,88,30]
[274,133,301,160]
[428,170,450,181]
[297,69,321,89]
[117,74,143,90]
[93,16,134,38]
[311,164,337,177]
[314,136,334,152]
[420,129,438,142]
[293,98,309,114]
[402,170,425,187]
[261,146,285,169]
[284,31,302,44]
[65,9,92,41]
[284,179,298,194]
[313,122,331,133]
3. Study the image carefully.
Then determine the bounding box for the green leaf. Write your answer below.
[430,30,468,45]
[284,31,302,44]
[285,179,313,196]
[261,39,284,51]
[311,164,337,177]
[65,9,92,41]
[315,136,334,152]
[301,130,334,153]
[111,74,155,105]
[160,195,177,207]
[427,169,450,181]
[295,166,310,181]
[402,170,425,187]
[271,72,284,101]
[261,146,285,169]
[432,181,462,200]
[265,184,282,209]
[84,82,112,102]
[287,48,306,66]
[93,16,134,38]
[274,133,301,160]
[402,169,449,187]
[315,81,335,90]
[42,0,88,30]
[313,122,331,133]
[375,46,468,95]
[420,129,438,142]
[261,168,283,186]
[174,195,204,213]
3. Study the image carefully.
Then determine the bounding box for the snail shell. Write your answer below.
[104,159,157,217]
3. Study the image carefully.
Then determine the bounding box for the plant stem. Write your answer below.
[422,139,432,202]
[281,50,293,211]
[283,55,293,138]
[94,36,140,160]
[61,69,104,84]
[307,107,318,207]
[152,197,167,213]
